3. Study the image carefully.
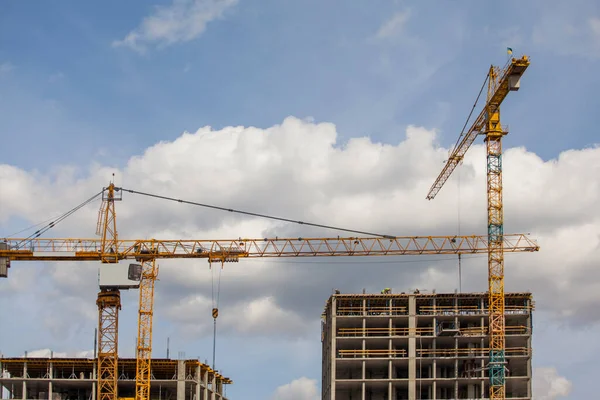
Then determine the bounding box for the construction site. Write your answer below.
[0,53,537,400]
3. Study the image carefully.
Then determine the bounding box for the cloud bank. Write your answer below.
[270,377,319,400]
[1,117,599,378]
[113,0,238,52]
[533,367,572,399]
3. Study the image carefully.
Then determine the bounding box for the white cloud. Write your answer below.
[24,349,94,358]
[113,0,238,52]
[165,293,308,337]
[270,377,319,400]
[228,296,307,335]
[376,11,411,39]
[590,16,600,36]
[495,26,523,49]
[532,5,600,58]
[48,72,65,83]
[368,7,466,111]
[2,116,600,349]
[533,367,572,399]
[0,62,14,75]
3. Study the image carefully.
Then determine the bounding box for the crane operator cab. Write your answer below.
[99,261,142,290]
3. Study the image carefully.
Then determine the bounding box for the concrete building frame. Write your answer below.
[0,357,231,400]
[322,291,533,400]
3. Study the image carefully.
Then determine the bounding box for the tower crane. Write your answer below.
[426,54,530,400]
[0,182,539,400]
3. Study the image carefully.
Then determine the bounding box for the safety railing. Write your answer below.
[417,347,531,358]
[338,349,407,358]
[366,306,408,316]
[460,325,530,336]
[337,306,408,316]
[336,306,364,316]
[418,305,532,316]
[337,327,435,337]
[338,325,529,337]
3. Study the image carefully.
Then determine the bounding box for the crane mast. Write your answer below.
[426,55,530,400]
[135,257,157,400]
[96,183,121,400]
[486,63,508,400]
[97,184,157,400]
[96,290,121,400]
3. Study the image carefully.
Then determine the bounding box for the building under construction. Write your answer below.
[0,357,231,400]
[321,291,533,399]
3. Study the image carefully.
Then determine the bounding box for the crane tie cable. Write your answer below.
[10,191,104,249]
[115,187,397,239]
[452,71,490,152]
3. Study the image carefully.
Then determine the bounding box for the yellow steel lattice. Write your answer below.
[96,290,121,400]
[135,258,157,400]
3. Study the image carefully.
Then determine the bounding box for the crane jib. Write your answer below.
[0,234,539,263]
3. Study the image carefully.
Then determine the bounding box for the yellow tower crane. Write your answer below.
[426,54,530,400]
[96,184,121,400]
[0,181,539,400]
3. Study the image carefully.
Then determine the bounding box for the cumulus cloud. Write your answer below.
[270,377,319,400]
[165,292,309,338]
[591,17,600,36]
[376,11,411,39]
[23,349,94,358]
[0,62,14,75]
[532,3,600,58]
[2,116,600,345]
[113,0,238,52]
[533,367,572,399]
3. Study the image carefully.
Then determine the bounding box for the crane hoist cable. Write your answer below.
[115,187,397,239]
[209,259,223,372]
[457,165,462,293]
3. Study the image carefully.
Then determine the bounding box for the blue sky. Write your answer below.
[1,0,600,399]
[1,0,599,169]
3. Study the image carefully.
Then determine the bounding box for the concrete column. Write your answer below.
[210,374,216,400]
[388,316,393,399]
[203,370,208,400]
[22,361,26,400]
[176,360,185,400]
[92,363,96,400]
[527,297,533,399]
[48,361,53,400]
[0,359,4,400]
[454,345,459,399]
[432,310,437,400]
[330,297,337,400]
[216,380,223,399]
[408,295,416,400]
[195,366,201,400]
[481,377,485,400]
[362,314,365,400]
